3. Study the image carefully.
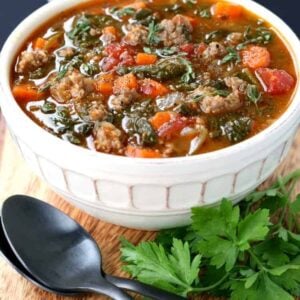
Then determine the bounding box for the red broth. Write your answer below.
[11,0,297,158]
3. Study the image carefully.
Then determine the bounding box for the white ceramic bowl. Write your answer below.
[0,0,299,230]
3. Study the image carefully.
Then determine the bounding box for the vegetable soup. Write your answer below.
[11,0,297,157]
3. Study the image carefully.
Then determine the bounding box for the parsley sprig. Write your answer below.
[121,170,300,299]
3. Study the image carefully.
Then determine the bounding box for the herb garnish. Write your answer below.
[121,170,300,299]
[247,84,262,107]
[147,21,161,46]
[236,26,273,50]
[221,47,241,65]
[194,8,212,18]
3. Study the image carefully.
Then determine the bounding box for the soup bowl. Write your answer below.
[0,0,299,229]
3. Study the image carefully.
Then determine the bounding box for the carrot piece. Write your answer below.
[33,37,47,50]
[102,26,118,36]
[135,53,157,65]
[125,1,147,9]
[125,145,162,158]
[113,73,138,94]
[12,84,45,102]
[242,46,271,69]
[212,2,243,19]
[95,73,115,95]
[150,111,173,130]
[139,79,169,98]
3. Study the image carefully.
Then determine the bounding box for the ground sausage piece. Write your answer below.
[200,91,242,114]
[16,49,49,74]
[226,32,243,45]
[203,42,226,60]
[123,24,148,46]
[88,101,108,121]
[159,14,193,47]
[191,77,247,114]
[108,90,139,112]
[93,122,123,154]
[224,76,248,93]
[50,71,95,103]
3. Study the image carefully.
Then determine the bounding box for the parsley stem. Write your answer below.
[248,249,267,271]
[191,273,229,293]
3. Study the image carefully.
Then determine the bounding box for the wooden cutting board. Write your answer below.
[0,115,300,300]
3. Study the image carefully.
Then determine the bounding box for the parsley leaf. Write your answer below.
[121,238,201,297]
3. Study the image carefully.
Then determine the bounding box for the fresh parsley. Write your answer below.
[121,170,300,299]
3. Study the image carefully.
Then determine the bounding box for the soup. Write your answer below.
[11,0,296,158]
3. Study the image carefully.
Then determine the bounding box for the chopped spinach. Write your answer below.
[246,84,262,106]
[220,47,241,65]
[147,21,161,46]
[122,100,157,146]
[109,7,136,18]
[118,57,195,83]
[132,8,157,26]
[194,8,212,19]
[209,115,252,143]
[66,133,82,145]
[67,14,114,47]
[80,62,100,76]
[236,26,273,50]
[41,101,56,114]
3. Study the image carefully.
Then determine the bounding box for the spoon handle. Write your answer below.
[86,279,133,300]
[106,275,186,300]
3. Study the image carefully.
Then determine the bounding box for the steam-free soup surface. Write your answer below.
[12,0,296,158]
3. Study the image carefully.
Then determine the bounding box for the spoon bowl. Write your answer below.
[1,195,131,300]
[0,216,77,296]
[1,195,185,300]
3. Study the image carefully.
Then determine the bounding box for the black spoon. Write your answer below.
[0,216,76,296]
[0,216,182,299]
[1,195,185,300]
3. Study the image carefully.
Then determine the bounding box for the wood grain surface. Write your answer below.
[0,120,300,300]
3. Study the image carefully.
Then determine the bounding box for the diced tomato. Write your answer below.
[104,43,134,58]
[180,44,195,57]
[100,56,119,72]
[119,51,135,67]
[256,68,295,95]
[139,79,169,97]
[158,117,195,140]
[242,46,271,69]
[195,43,207,56]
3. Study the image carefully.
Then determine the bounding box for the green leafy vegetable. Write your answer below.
[221,47,241,65]
[247,84,262,106]
[237,26,273,50]
[120,169,300,300]
[147,21,161,46]
[122,100,158,146]
[121,238,201,297]
[194,8,212,18]
[118,57,195,83]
